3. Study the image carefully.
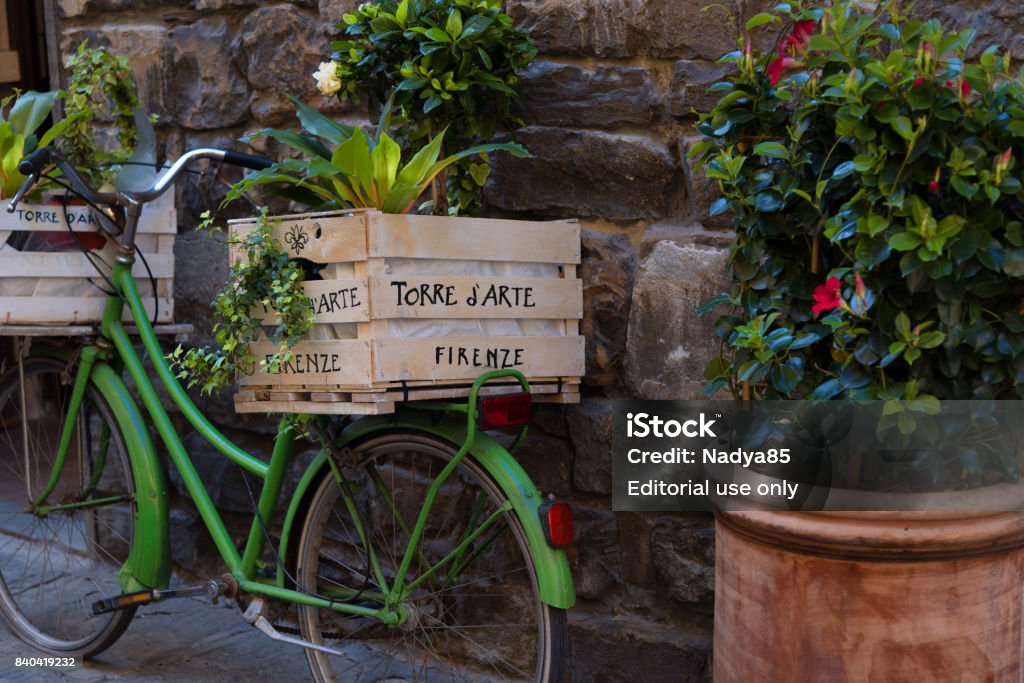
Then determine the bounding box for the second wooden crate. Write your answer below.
[0,192,177,326]
[229,209,585,415]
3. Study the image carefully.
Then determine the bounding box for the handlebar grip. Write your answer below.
[223,150,275,171]
[18,147,54,176]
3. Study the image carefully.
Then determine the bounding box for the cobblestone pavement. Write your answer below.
[0,596,312,682]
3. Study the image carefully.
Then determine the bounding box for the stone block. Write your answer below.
[486,127,677,222]
[235,5,327,123]
[510,0,740,60]
[514,431,574,498]
[670,60,733,119]
[569,615,712,683]
[580,229,636,388]
[532,404,569,438]
[618,512,656,587]
[166,18,251,129]
[567,400,614,495]
[519,61,660,129]
[57,0,161,17]
[566,506,619,600]
[319,0,361,34]
[173,229,229,348]
[624,239,729,399]
[651,515,715,608]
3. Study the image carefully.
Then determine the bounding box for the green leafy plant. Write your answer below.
[692,0,1024,482]
[168,210,315,395]
[319,0,536,214]
[231,98,529,213]
[694,0,1024,403]
[0,90,79,198]
[62,41,147,185]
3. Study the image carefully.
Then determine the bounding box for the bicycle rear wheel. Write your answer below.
[0,356,137,656]
[295,431,567,682]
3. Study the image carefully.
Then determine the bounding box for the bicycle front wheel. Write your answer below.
[295,431,567,682]
[0,356,137,656]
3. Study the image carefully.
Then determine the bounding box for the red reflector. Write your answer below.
[477,392,532,430]
[540,501,573,548]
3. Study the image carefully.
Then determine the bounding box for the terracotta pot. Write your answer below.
[714,511,1024,682]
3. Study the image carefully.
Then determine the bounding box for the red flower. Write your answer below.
[812,276,843,316]
[912,77,926,89]
[767,56,798,85]
[767,19,816,84]
[961,79,971,98]
[928,179,939,193]
[781,20,817,56]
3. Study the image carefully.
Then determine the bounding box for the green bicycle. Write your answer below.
[0,147,574,681]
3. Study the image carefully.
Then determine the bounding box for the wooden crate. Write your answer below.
[228,209,584,414]
[0,192,177,326]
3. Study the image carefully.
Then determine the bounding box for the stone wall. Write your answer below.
[50,0,1019,680]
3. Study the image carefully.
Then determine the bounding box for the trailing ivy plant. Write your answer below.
[318,0,536,214]
[168,209,315,395]
[694,0,1024,406]
[62,41,147,185]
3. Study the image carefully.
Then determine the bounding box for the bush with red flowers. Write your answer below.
[692,0,1024,409]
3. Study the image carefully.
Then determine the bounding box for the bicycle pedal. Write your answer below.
[92,589,156,615]
[92,580,226,615]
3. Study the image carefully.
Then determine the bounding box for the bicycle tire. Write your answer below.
[295,431,567,683]
[0,356,137,656]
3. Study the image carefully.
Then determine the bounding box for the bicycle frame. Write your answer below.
[33,256,575,624]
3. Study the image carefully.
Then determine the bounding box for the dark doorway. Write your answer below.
[2,1,50,97]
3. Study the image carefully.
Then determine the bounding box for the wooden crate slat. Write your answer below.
[0,204,176,235]
[368,213,580,264]
[256,278,370,324]
[0,252,175,279]
[367,274,582,320]
[347,380,571,403]
[234,396,393,415]
[0,296,174,325]
[371,335,586,384]
[239,339,374,387]
[231,212,368,264]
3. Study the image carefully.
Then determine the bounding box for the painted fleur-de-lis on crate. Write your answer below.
[284,224,308,254]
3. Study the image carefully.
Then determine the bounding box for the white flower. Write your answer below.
[313,61,342,97]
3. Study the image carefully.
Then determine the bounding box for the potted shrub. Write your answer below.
[691,0,1024,678]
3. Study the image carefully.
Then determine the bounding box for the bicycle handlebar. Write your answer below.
[6,146,276,218]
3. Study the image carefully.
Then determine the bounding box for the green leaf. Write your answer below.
[889,232,922,251]
[745,12,778,29]
[288,95,353,147]
[832,160,855,180]
[7,90,60,137]
[807,34,839,52]
[395,0,408,26]
[446,9,463,38]
[370,131,402,198]
[243,127,332,161]
[752,141,788,159]
[895,312,911,339]
[709,197,730,216]
[891,116,914,140]
[425,27,452,43]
